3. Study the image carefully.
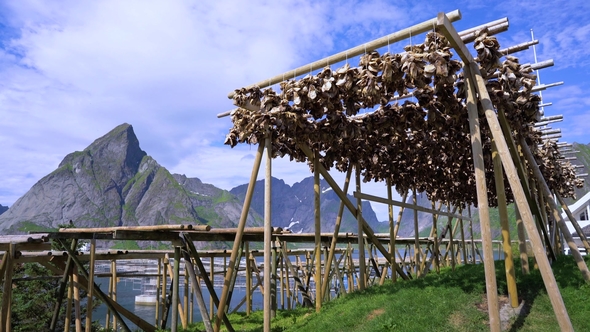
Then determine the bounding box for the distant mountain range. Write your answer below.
[0,124,384,237]
[0,124,587,241]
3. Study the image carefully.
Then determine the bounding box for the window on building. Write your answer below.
[581,210,589,221]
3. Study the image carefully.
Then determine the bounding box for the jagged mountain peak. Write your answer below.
[0,124,260,236]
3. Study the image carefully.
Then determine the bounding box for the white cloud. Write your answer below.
[0,0,588,220]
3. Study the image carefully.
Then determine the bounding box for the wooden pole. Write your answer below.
[225,10,462,99]
[412,189,421,277]
[156,258,161,327]
[171,247,180,332]
[85,238,96,332]
[263,132,273,332]
[314,150,322,311]
[387,180,395,281]
[356,166,366,290]
[432,201,440,272]
[179,246,213,332]
[463,62,501,332]
[492,141,519,308]
[73,269,82,332]
[459,210,468,265]
[438,16,573,325]
[215,143,264,332]
[245,242,251,316]
[50,239,78,332]
[66,272,73,332]
[515,204,530,274]
[181,234,233,331]
[210,256,214,321]
[1,243,15,332]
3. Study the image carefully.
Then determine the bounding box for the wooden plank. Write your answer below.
[58,224,208,232]
[263,133,272,332]
[354,192,472,221]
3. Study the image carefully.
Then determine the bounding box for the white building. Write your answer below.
[561,191,590,236]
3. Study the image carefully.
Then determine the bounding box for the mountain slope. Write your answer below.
[230,177,380,233]
[0,124,261,234]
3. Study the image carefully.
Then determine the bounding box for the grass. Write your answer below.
[181,255,590,332]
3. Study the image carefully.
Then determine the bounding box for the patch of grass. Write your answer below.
[110,240,140,250]
[186,256,590,332]
[17,221,53,233]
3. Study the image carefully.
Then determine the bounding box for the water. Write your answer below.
[94,277,264,330]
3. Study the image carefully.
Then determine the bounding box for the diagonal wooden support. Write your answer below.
[182,233,234,331]
[178,235,214,332]
[497,107,556,260]
[320,166,353,302]
[49,239,78,332]
[519,139,590,282]
[438,12,574,331]
[216,143,264,332]
[297,143,410,280]
[54,239,134,332]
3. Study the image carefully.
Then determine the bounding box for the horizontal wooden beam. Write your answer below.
[354,191,472,221]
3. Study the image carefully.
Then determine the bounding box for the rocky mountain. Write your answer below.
[230,177,381,234]
[0,124,261,234]
[0,205,7,215]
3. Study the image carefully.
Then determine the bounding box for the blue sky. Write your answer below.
[1,1,589,221]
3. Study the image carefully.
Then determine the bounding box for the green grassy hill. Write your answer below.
[186,255,590,332]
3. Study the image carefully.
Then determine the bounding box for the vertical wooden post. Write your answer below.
[156,258,161,327]
[387,180,396,281]
[86,238,96,332]
[279,246,285,309]
[467,55,572,329]
[271,243,278,317]
[459,210,468,265]
[162,258,168,328]
[179,242,213,332]
[492,141,519,308]
[216,144,264,332]
[314,150,322,311]
[105,266,112,331]
[1,243,15,332]
[263,133,273,332]
[515,204,530,274]
[66,272,73,332]
[355,166,366,290]
[210,256,215,321]
[432,202,440,272]
[73,268,82,332]
[463,64,501,332]
[184,265,189,324]
[171,247,180,332]
[412,189,421,277]
[245,242,251,316]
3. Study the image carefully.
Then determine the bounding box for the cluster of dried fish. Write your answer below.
[225,30,582,207]
[473,29,583,198]
[535,141,584,198]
